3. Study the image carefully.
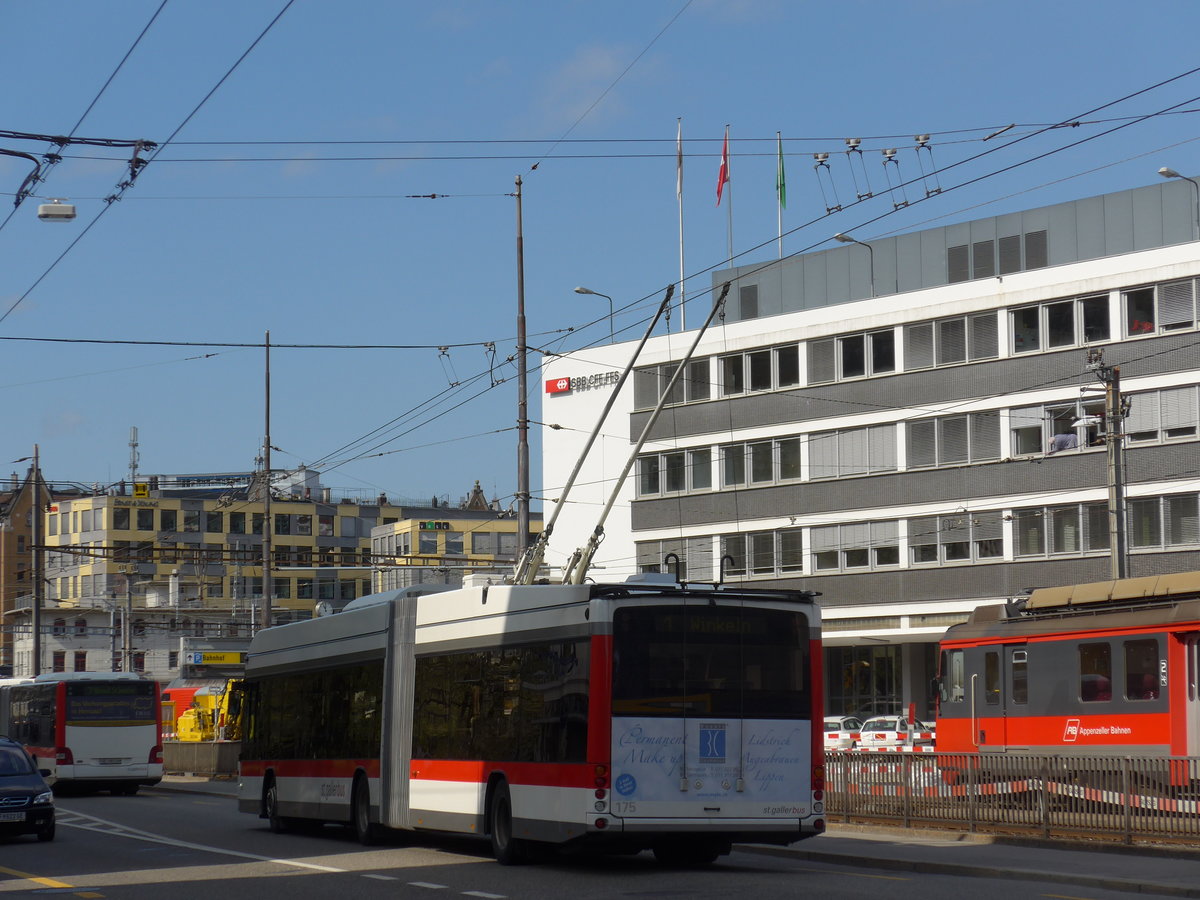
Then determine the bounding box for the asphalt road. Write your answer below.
[0,785,1193,900]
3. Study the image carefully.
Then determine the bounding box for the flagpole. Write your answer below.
[777,131,784,259]
[725,125,733,269]
[677,118,686,330]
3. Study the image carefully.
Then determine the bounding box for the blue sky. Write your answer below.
[2,0,1199,508]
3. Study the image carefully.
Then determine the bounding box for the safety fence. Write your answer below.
[825,751,1200,844]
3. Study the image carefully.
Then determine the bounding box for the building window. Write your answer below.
[136,508,155,531]
[52,618,66,636]
[636,537,713,580]
[183,510,201,533]
[1013,501,1110,557]
[112,507,130,530]
[74,618,87,635]
[1013,294,1111,353]
[161,508,177,532]
[1125,387,1200,443]
[812,521,897,572]
[909,512,1002,565]
[906,413,998,469]
[419,532,438,554]
[229,512,246,534]
[904,313,998,371]
[1125,278,1197,336]
[133,653,145,673]
[73,651,87,672]
[52,651,66,673]
[810,425,896,480]
[717,529,801,578]
[275,514,291,535]
[446,532,464,555]
[206,511,223,533]
[168,651,178,669]
[634,359,711,409]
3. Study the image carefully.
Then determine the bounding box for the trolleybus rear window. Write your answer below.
[65,681,157,724]
[612,605,810,718]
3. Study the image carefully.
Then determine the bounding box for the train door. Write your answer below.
[1186,634,1200,756]
[975,646,1025,751]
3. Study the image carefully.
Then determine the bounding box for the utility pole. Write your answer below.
[31,445,43,676]
[1087,349,1129,579]
[261,331,273,631]
[514,176,530,558]
[124,577,133,672]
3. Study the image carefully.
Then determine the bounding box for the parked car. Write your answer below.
[823,715,864,750]
[857,715,935,749]
[0,736,55,841]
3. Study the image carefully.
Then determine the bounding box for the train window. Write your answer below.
[1079,643,1112,701]
[1123,639,1161,701]
[1010,650,1028,705]
[984,652,1000,705]
[939,649,965,702]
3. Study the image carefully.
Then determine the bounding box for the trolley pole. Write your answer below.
[514,176,530,558]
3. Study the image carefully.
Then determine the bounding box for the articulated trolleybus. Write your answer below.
[936,570,1200,757]
[238,576,825,864]
[0,672,163,794]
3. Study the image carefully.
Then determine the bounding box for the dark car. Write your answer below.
[0,737,55,842]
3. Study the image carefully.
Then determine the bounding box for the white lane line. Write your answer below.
[57,809,346,872]
[462,892,506,899]
[363,874,399,881]
[408,883,449,890]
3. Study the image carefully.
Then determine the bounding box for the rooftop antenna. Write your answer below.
[561,283,731,585]
[128,426,139,485]
[513,285,674,585]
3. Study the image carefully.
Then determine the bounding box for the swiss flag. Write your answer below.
[546,377,572,394]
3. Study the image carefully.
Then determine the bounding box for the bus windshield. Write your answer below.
[612,604,810,718]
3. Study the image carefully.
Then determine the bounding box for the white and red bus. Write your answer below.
[0,672,163,794]
[237,576,825,864]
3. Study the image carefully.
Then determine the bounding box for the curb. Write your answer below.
[739,837,1200,898]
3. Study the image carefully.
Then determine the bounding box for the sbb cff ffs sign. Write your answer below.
[545,371,619,395]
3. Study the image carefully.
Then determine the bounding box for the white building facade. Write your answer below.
[541,178,1200,720]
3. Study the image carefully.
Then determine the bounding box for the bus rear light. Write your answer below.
[814,818,826,833]
[594,817,608,830]
[149,745,163,764]
[594,789,607,800]
[813,790,824,802]
[812,765,825,792]
[594,765,608,788]
[56,747,73,765]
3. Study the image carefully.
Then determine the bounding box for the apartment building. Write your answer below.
[541,176,1200,719]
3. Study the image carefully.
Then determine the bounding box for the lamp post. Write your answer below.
[833,233,875,298]
[574,286,614,343]
[1158,167,1200,241]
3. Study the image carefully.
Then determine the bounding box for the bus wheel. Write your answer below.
[351,775,376,846]
[265,779,288,834]
[488,781,527,865]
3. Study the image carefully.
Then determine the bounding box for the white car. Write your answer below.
[857,715,935,749]
[823,715,863,750]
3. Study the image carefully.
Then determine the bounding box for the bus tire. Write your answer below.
[488,781,527,865]
[351,774,376,846]
[265,778,289,834]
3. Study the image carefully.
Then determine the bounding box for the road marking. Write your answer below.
[0,864,102,898]
[788,865,908,881]
[462,893,506,899]
[56,809,345,872]
[1043,895,1099,900]
[408,883,449,889]
[363,874,399,881]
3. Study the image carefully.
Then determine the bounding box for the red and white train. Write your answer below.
[934,570,1200,757]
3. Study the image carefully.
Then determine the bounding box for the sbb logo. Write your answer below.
[546,377,572,395]
[1063,718,1080,742]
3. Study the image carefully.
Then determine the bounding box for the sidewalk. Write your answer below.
[156,777,1200,896]
[750,824,1200,898]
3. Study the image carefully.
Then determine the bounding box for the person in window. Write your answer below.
[1048,432,1078,453]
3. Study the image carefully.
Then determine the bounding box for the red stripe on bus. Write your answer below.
[588,634,613,766]
[410,759,597,788]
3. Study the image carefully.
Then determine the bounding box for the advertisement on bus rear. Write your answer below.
[610,716,811,816]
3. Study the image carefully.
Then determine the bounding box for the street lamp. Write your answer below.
[1158,167,1200,241]
[574,286,614,343]
[833,233,876,298]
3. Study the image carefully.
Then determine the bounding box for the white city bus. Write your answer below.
[237,576,825,864]
[0,672,163,794]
